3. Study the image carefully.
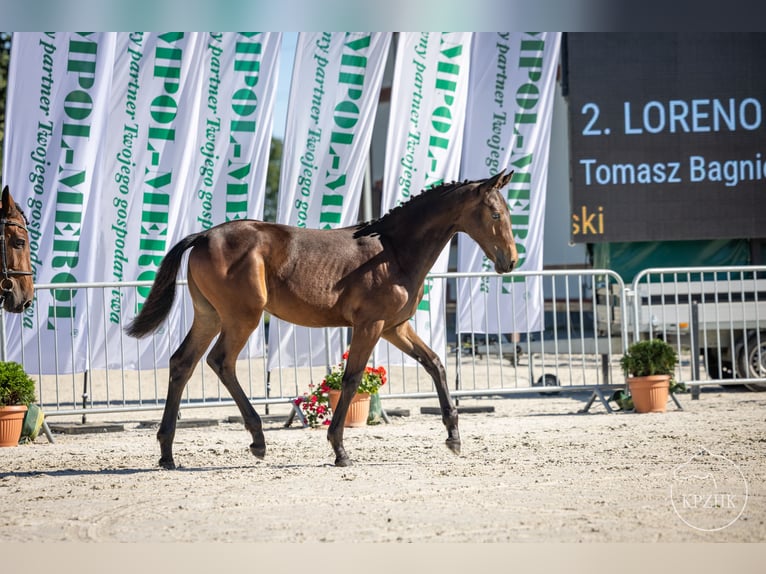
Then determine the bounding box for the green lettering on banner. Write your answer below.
[136,33,184,310]
[417,34,467,317]
[296,33,331,226]
[24,33,57,328]
[502,33,546,292]
[417,279,432,312]
[48,33,99,330]
[225,33,263,221]
[226,163,251,217]
[38,34,56,117]
[318,33,372,229]
[395,34,429,205]
[423,35,465,189]
[109,34,145,323]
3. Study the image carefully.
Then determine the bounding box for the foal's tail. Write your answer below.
[125,232,205,338]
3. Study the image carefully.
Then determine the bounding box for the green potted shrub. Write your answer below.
[0,361,37,446]
[619,338,679,413]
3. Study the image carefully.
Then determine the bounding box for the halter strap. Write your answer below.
[0,217,34,281]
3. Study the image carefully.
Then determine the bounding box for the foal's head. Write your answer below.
[458,170,518,274]
[0,186,34,313]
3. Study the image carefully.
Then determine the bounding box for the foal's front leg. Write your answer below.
[326,368,364,467]
[383,322,460,455]
[327,323,383,466]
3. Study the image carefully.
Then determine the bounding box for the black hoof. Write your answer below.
[334,456,352,467]
[250,444,266,460]
[445,438,461,456]
[159,458,176,470]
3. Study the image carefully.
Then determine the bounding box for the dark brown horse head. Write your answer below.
[0,186,34,312]
[458,170,518,274]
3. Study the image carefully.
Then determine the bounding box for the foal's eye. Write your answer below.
[12,238,26,249]
[491,212,501,220]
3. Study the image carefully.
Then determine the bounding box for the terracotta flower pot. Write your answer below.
[328,389,371,427]
[628,375,670,413]
[0,405,28,447]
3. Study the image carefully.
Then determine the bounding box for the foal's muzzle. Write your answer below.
[0,278,33,312]
[494,253,517,274]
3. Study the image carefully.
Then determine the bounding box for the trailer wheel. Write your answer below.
[533,373,561,395]
[738,332,766,391]
[703,347,735,380]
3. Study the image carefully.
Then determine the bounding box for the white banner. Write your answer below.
[4,33,117,373]
[267,32,391,371]
[457,32,561,335]
[378,32,473,366]
[177,33,280,235]
[103,33,280,369]
[101,32,207,373]
[3,33,281,374]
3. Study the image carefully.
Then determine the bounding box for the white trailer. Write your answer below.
[599,267,766,391]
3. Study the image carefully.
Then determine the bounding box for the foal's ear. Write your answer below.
[482,170,514,192]
[0,186,10,214]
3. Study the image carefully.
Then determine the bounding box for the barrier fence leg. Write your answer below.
[690,302,700,401]
[284,402,307,428]
[41,420,55,443]
[81,370,89,424]
[580,388,614,414]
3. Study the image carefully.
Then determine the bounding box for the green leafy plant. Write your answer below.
[293,352,387,428]
[610,389,635,412]
[323,351,387,395]
[620,338,678,377]
[0,361,36,406]
[612,339,685,411]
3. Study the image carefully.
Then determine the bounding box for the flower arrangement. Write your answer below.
[322,351,387,395]
[293,380,332,427]
[293,351,387,428]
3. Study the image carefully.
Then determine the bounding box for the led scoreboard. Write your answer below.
[564,33,766,243]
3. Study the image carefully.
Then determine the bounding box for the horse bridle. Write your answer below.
[0,217,34,304]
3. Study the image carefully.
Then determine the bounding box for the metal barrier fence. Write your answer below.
[2,266,763,420]
[445,269,627,408]
[628,266,766,393]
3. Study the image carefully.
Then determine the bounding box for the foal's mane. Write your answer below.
[15,209,29,226]
[354,179,470,239]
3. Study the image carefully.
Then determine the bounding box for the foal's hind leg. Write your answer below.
[159,314,221,469]
[383,321,460,455]
[206,315,267,460]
